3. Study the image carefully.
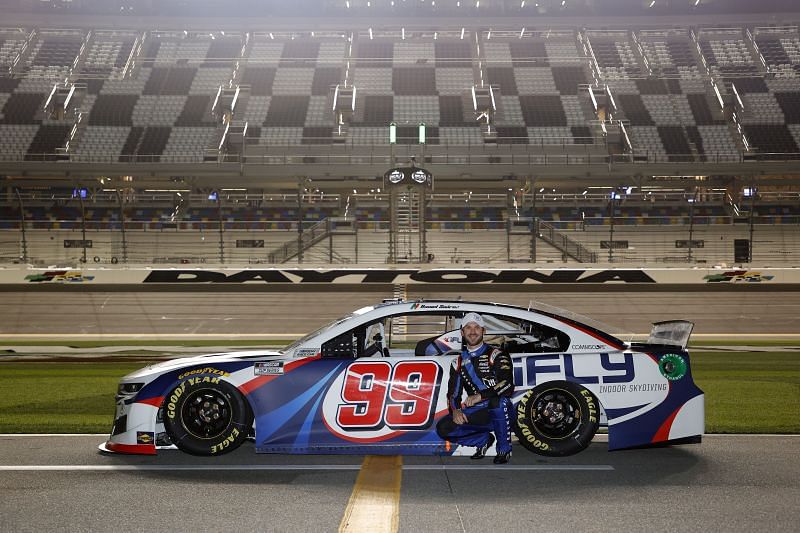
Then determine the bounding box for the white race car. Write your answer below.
[102,300,704,457]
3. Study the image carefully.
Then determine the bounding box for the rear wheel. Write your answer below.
[514,380,599,457]
[163,378,252,456]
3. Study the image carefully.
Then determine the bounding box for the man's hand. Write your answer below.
[463,394,483,407]
[452,409,468,425]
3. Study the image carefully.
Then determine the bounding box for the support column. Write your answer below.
[15,188,28,263]
[216,192,225,264]
[77,188,88,264]
[115,188,128,264]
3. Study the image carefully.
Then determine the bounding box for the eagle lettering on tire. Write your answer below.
[514,380,600,457]
[163,377,252,456]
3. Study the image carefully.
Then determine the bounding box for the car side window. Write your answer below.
[501,318,570,354]
[321,331,358,359]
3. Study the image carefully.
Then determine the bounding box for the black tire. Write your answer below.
[163,377,252,456]
[514,380,600,457]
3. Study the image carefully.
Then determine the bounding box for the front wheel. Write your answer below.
[163,378,252,456]
[514,380,600,457]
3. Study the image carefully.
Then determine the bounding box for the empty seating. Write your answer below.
[137,126,172,157]
[658,126,692,159]
[486,67,518,95]
[743,125,799,155]
[203,38,243,67]
[143,67,196,95]
[551,67,587,95]
[617,94,654,126]
[87,95,138,126]
[641,37,702,78]
[0,34,27,71]
[73,126,131,158]
[281,40,320,66]
[311,67,341,95]
[26,35,83,78]
[0,93,43,124]
[509,41,548,67]
[392,68,436,95]
[775,92,800,123]
[356,41,393,67]
[263,95,310,126]
[518,95,567,127]
[699,33,760,77]
[438,95,470,126]
[688,93,719,125]
[361,95,393,126]
[242,67,276,96]
[82,36,135,77]
[175,95,211,126]
[26,125,70,159]
[435,41,473,68]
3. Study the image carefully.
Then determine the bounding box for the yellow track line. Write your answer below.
[339,455,402,533]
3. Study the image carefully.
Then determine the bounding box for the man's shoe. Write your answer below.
[471,434,495,460]
[493,450,511,464]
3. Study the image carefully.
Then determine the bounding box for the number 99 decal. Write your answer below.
[336,361,442,431]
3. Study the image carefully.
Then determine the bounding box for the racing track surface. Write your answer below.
[1,287,800,336]
[0,435,797,532]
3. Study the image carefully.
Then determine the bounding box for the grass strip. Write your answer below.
[0,351,797,434]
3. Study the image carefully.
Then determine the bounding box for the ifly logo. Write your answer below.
[514,353,635,387]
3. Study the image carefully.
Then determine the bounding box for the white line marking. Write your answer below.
[0,464,614,472]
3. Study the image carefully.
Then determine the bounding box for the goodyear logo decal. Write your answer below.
[703,270,774,283]
[25,271,95,283]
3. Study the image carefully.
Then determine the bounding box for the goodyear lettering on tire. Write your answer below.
[580,388,599,424]
[166,377,221,420]
[210,427,241,454]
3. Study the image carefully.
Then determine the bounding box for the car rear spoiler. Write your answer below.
[647,321,695,350]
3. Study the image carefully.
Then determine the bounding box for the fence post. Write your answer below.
[14,188,28,263]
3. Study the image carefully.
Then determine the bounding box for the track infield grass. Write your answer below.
[0,351,797,434]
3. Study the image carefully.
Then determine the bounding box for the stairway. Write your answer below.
[538,220,598,263]
[394,189,423,263]
[266,218,331,263]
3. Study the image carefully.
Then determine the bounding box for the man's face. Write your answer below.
[462,322,484,347]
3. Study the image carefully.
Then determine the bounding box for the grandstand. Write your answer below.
[1,0,799,267]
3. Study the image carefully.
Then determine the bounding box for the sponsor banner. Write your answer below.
[0,267,798,285]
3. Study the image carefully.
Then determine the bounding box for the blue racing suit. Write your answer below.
[436,342,514,454]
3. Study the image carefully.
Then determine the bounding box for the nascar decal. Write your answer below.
[322,360,446,441]
[25,270,95,283]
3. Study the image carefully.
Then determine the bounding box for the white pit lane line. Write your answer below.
[0,464,614,472]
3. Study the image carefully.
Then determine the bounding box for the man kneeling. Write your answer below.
[436,313,514,464]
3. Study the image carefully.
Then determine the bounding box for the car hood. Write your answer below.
[123,349,284,381]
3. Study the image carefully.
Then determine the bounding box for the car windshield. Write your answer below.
[281,305,375,354]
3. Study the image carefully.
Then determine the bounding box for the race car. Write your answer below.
[101,300,704,457]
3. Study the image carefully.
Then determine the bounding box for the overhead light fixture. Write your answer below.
[519,28,525,39]
[461,28,465,40]
[369,28,373,39]
[649,0,655,8]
